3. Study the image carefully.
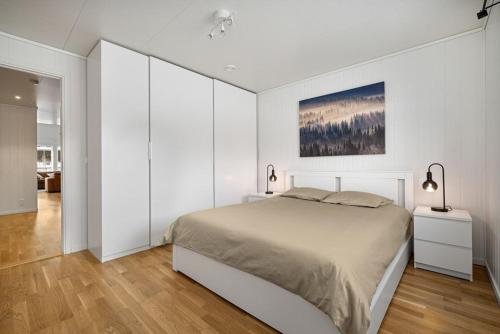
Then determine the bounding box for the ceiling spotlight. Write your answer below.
[224,65,236,72]
[208,9,234,39]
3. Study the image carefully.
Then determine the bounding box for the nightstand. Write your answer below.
[413,206,472,281]
[247,192,281,202]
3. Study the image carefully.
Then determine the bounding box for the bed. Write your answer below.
[167,171,414,334]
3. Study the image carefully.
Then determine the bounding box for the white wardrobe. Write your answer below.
[149,58,214,246]
[149,58,257,246]
[213,80,257,207]
[87,41,150,262]
[88,41,257,258]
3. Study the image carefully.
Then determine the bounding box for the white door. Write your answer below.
[100,41,150,258]
[150,57,214,246]
[214,80,257,207]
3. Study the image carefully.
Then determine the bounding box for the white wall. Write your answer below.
[485,6,500,301]
[0,32,87,253]
[0,103,37,215]
[258,31,485,263]
[37,123,60,147]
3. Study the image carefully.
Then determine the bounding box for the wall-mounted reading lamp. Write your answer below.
[477,0,500,19]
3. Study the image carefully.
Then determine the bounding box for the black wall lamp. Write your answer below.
[477,0,500,19]
[266,164,277,194]
[422,163,452,212]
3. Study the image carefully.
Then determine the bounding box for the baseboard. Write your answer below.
[415,261,472,281]
[474,257,485,266]
[101,245,151,262]
[151,239,167,247]
[70,244,87,253]
[485,261,500,304]
[0,207,37,216]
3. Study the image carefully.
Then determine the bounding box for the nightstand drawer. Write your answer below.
[414,239,472,275]
[414,215,471,248]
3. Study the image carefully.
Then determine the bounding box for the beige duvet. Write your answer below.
[165,196,411,334]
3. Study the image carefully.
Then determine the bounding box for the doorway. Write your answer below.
[0,66,62,269]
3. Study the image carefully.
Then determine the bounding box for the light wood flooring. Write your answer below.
[0,245,499,333]
[0,192,61,270]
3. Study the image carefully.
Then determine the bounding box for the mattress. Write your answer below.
[165,196,411,334]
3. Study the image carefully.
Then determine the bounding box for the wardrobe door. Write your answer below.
[100,41,150,259]
[150,58,214,246]
[214,80,257,207]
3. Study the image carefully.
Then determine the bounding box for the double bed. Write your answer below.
[166,171,414,334]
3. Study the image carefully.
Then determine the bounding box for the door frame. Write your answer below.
[0,62,67,254]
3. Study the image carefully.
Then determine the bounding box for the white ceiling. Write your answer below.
[0,0,484,92]
[0,66,61,124]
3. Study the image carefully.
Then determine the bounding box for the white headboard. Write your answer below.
[286,171,414,210]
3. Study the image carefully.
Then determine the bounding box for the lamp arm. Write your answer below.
[428,163,446,209]
[427,162,444,172]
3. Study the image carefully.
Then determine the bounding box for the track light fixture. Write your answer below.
[477,8,488,19]
[208,9,234,39]
[477,0,500,19]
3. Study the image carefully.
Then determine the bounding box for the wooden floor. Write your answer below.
[0,192,61,270]
[380,263,500,334]
[0,245,498,334]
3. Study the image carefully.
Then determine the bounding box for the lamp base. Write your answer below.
[265,191,273,195]
[431,207,450,212]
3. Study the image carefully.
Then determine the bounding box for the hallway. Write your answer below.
[0,192,61,269]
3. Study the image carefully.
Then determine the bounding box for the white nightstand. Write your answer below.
[413,206,472,281]
[247,192,281,202]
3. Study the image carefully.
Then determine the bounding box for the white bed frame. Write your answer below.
[173,171,414,334]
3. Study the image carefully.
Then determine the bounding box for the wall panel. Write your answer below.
[485,5,500,301]
[0,104,37,215]
[257,31,486,262]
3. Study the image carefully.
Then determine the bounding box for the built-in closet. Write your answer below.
[87,41,257,260]
[87,41,150,262]
[149,58,214,246]
[213,80,257,207]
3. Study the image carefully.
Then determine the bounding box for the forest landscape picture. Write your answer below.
[299,82,385,157]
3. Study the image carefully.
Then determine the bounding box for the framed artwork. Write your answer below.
[299,82,385,157]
